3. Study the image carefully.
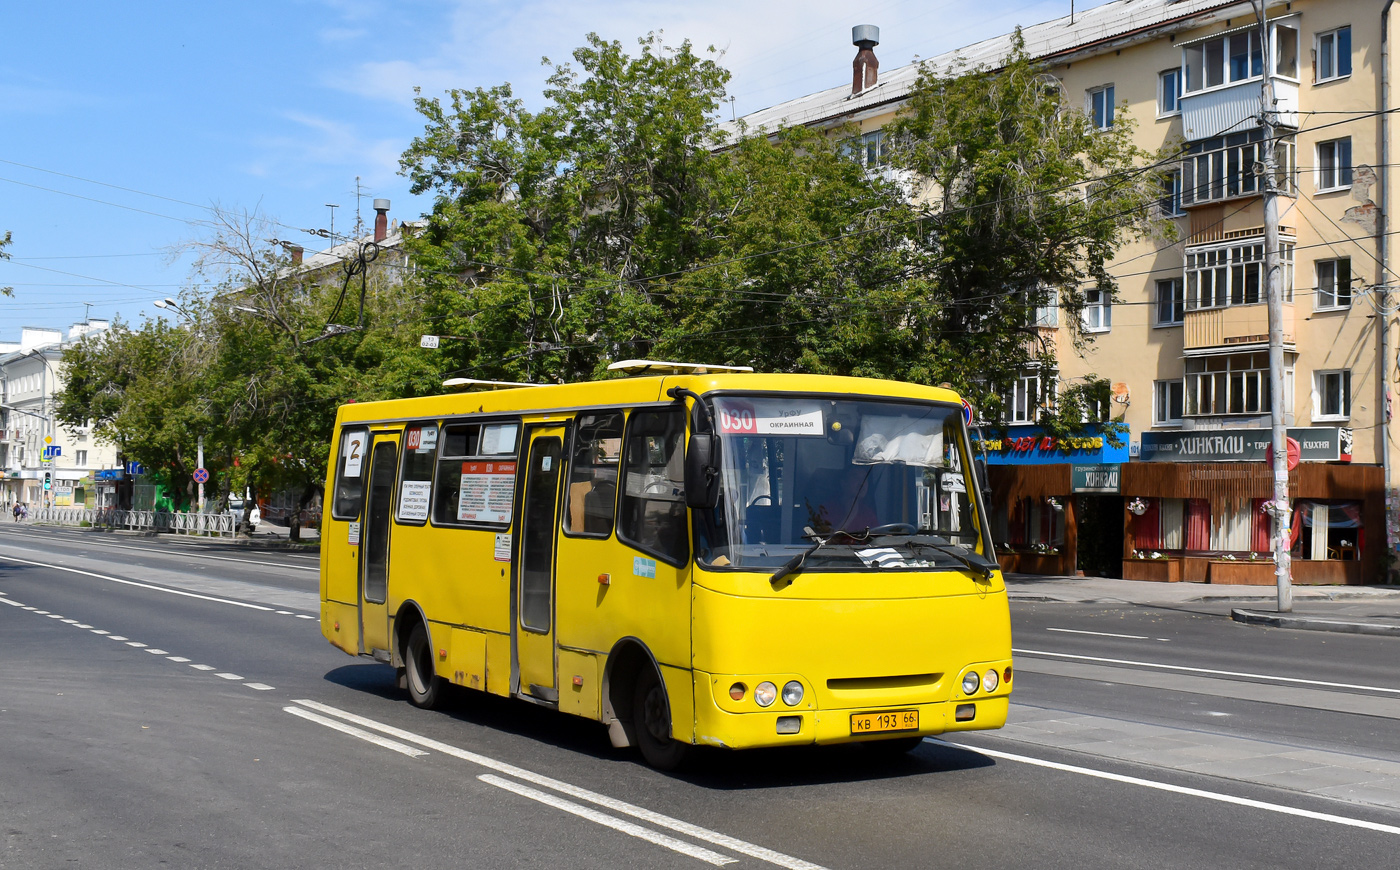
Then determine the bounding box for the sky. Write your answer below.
[0,0,1111,344]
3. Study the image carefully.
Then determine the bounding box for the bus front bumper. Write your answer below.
[691,676,1009,750]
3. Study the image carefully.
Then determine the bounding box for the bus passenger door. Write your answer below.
[515,426,565,702]
[358,435,399,659]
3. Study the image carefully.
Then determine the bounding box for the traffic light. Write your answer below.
[43,472,52,491]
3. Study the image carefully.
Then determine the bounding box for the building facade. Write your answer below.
[729,0,1397,583]
[0,322,119,508]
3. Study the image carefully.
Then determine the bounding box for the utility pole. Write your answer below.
[197,435,205,515]
[1255,1,1292,612]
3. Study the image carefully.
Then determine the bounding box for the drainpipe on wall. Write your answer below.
[1384,0,1395,581]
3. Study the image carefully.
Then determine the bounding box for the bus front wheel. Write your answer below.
[405,623,443,709]
[632,668,690,771]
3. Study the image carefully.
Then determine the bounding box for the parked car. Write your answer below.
[227,498,261,527]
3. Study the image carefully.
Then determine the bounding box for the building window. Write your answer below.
[1034,293,1059,327]
[1158,68,1181,116]
[1183,29,1262,93]
[1183,128,1296,206]
[1317,138,1353,192]
[75,450,87,466]
[843,130,887,167]
[1088,85,1114,130]
[1006,371,1056,424]
[1156,278,1184,326]
[1154,379,1185,426]
[1186,241,1293,310]
[1316,26,1352,83]
[1185,352,1292,416]
[1313,370,1351,420]
[1082,288,1111,332]
[1315,258,1352,310]
[1159,170,1184,217]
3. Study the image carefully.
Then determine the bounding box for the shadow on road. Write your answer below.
[321,662,997,788]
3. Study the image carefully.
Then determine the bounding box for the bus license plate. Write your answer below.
[850,710,919,735]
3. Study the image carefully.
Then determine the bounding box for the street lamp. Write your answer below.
[153,297,185,315]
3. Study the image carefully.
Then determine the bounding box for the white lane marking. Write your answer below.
[276,611,292,615]
[126,642,148,648]
[6,536,321,572]
[33,610,49,614]
[215,672,244,680]
[90,629,109,635]
[244,683,275,691]
[294,614,314,620]
[74,623,92,628]
[479,774,737,866]
[108,636,128,641]
[190,664,215,671]
[283,706,428,757]
[46,614,64,619]
[167,656,191,662]
[932,739,1400,837]
[0,598,22,606]
[0,554,276,612]
[1047,627,1150,640]
[145,649,169,655]
[60,619,77,624]
[290,699,829,870]
[1014,648,1400,696]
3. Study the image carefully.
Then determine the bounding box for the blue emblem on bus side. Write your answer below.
[633,557,657,579]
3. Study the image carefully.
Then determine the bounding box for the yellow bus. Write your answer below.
[320,362,1012,768]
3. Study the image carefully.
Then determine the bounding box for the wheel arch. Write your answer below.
[392,599,430,670]
[600,636,665,749]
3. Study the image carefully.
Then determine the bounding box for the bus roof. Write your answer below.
[334,372,963,427]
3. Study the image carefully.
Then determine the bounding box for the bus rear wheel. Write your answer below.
[404,623,443,709]
[632,668,690,771]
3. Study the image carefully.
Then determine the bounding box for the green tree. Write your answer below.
[885,34,1165,425]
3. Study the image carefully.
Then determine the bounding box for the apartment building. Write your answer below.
[0,322,119,507]
[727,0,1394,583]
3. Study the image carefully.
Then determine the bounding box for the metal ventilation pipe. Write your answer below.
[852,25,880,95]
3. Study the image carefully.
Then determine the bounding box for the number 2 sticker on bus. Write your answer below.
[717,400,824,436]
[342,432,366,478]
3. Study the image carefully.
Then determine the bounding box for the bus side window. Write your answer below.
[565,412,624,537]
[617,408,689,566]
[331,428,369,520]
[396,422,438,525]
[432,420,519,527]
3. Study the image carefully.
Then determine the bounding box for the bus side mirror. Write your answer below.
[684,433,721,510]
[974,457,993,501]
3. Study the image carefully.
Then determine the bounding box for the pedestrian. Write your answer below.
[11,502,19,522]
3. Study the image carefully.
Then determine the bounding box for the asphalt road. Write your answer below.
[3,524,1399,869]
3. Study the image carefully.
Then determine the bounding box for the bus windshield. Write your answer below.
[695,396,987,572]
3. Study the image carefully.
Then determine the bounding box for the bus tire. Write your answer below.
[405,623,442,710]
[632,667,690,771]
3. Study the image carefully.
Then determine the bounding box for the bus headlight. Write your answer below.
[961,671,980,695]
[982,669,999,693]
[781,680,804,706]
[755,681,777,707]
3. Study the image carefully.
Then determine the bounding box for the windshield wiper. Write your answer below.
[905,535,997,579]
[770,523,917,586]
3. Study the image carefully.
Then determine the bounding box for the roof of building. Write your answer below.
[721,0,1244,137]
[298,219,426,273]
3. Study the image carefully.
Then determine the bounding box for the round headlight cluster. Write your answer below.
[982,669,999,693]
[961,671,981,696]
[781,680,804,706]
[754,681,778,707]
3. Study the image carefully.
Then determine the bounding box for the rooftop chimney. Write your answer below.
[290,244,304,266]
[852,25,880,95]
[373,198,391,243]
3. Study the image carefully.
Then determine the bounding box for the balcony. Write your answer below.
[1183,303,1294,351]
[1181,76,1298,142]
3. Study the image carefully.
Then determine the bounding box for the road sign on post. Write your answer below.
[193,467,210,484]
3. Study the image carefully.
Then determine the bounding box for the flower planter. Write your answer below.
[1120,558,1181,583]
[1207,560,1275,586]
[997,552,1068,575]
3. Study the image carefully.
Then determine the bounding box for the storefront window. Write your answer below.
[1005,497,1065,552]
[1292,501,1361,561]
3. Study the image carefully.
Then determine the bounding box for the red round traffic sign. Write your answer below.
[193,467,210,484]
[1264,437,1301,471]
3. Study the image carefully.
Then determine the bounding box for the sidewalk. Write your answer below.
[1005,572,1400,637]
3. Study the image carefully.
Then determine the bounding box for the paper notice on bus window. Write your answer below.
[457,461,516,524]
[342,432,367,477]
[480,423,519,456]
[348,521,361,545]
[716,400,824,436]
[419,425,438,452]
[494,533,511,561]
[399,480,432,521]
[405,425,438,453]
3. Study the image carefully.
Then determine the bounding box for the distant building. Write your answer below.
[726,0,1392,583]
[1,321,120,507]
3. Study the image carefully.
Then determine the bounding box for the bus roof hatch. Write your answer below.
[606,359,755,375]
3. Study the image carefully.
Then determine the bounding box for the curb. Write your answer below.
[1230,608,1400,637]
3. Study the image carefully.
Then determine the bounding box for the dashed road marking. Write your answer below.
[126,642,148,648]
[244,683,275,691]
[108,635,129,641]
[190,664,215,671]
[283,706,427,757]
[167,656,191,662]
[215,672,244,680]
[146,649,169,655]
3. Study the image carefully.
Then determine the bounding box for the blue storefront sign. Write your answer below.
[95,469,125,481]
[971,425,1130,466]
